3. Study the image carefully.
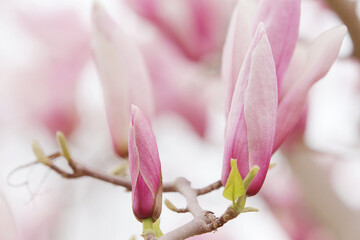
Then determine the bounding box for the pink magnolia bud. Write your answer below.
[128,105,162,221]
[222,24,278,196]
[91,4,154,157]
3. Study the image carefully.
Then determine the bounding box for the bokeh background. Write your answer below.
[1,0,360,239]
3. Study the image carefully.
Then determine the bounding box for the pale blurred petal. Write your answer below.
[125,0,234,60]
[141,33,208,137]
[274,26,347,152]
[222,0,252,117]
[92,3,154,156]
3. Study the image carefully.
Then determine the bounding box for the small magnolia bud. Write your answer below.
[128,105,162,221]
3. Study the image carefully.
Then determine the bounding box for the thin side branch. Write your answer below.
[46,152,132,189]
[196,180,222,196]
[39,153,243,239]
[42,152,181,192]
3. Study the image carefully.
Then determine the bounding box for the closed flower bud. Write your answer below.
[128,105,162,221]
[222,24,278,196]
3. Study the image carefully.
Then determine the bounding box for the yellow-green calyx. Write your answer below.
[142,218,154,235]
[223,161,260,213]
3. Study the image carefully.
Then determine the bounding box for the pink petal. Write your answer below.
[222,0,252,117]
[273,26,347,152]
[223,23,277,196]
[244,33,278,196]
[280,42,309,101]
[129,105,162,220]
[253,0,301,90]
[92,4,154,157]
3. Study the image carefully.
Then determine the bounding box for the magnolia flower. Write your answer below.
[91,4,154,157]
[223,0,346,152]
[222,0,346,195]
[128,105,162,221]
[222,24,278,196]
[124,0,234,61]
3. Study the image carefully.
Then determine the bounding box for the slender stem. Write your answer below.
[142,218,155,240]
[196,180,222,196]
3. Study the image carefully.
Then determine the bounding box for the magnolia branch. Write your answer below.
[29,136,253,240]
[43,152,179,192]
[35,152,248,239]
[159,178,241,240]
[325,0,360,60]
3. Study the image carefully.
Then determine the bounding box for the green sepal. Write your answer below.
[223,159,245,205]
[243,166,260,191]
[153,218,163,238]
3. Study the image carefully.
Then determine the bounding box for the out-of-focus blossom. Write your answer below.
[279,42,310,149]
[253,0,300,90]
[0,190,17,240]
[91,4,154,157]
[140,32,208,137]
[262,173,332,240]
[19,9,89,59]
[128,105,162,221]
[18,9,90,136]
[222,24,278,196]
[125,0,235,61]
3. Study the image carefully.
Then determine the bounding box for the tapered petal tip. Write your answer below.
[335,25,347,36]
[130,104,140,124]
[91,2,115,38]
